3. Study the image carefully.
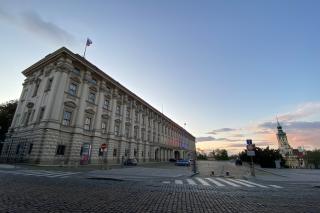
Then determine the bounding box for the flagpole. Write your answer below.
[83,44,88,58]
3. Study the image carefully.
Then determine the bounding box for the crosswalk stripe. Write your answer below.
[205,178,225,187]
[175,180,183,184]
[227,179,255,187]
[269,185,283,189]
[186,179,197,185]
[215,178,241,187]
[235,179,269,188]
[162,181,170,184]
[195,177,211,186]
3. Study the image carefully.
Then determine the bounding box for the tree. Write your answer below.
[0,100,18,141]
[213,149,229,160]
[304,149,320,169]
[197,152,208,160]
[239,146,283,168]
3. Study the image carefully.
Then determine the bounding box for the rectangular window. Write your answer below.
[73,67,81,75]
[16,144,21,155]
[91,78,97,84]
[101,122,106,134]
[38,107,45,121]
[24,111,32,126]
[56,145,66,155]
[21,89,28,100]
[104,99,109,109]
[62,111,72,126]
[114,122,120,136]
[116,105,121,115]
[88,92,96,103]
[126,108,130,119]
[69,83,77,96]
[84,117,92,130]
[113,149,117,157]
[33,82,40,97]
[134,127,138,139]
[45,78,53,91]
[125,125,130,138]
[28,143,33,154]
[135,111,139,122]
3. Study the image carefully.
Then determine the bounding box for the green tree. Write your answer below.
[197,152,208,160]
[213,149,229,160]
[239,146,283,168]
[0,100,18,141]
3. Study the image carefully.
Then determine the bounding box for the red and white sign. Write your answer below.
[101,143,107,150]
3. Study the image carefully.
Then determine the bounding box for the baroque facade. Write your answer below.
[0,47,195,165]
[276,119,303,168]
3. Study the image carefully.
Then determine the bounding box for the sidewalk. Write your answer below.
[0,164,17,169]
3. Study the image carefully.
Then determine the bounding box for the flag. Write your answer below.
[86,38,92,46]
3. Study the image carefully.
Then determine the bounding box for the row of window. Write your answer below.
[62,110,163,142]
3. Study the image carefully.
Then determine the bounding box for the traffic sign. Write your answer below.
[247,150,255,156]
[246,144,255,151]
[101,143,107,150]
[246,139,252,145]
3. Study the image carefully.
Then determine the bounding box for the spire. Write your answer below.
[276,116,282,130]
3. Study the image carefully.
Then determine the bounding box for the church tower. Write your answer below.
[276,118,292,157]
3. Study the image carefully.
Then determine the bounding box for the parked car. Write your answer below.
[175,159,190,166]
[169,158,176,162]
[124,158,138,166]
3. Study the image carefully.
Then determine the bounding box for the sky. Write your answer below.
[0,0,319,154]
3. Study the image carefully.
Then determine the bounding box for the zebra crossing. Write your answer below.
[162,177,283,189]
[0,169,81,179]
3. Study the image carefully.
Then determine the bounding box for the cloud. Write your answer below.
[232,134,244,137]
[278,102,320,121]
[254,130,273,135]
[259,121,320,131]
[196,136,239,143]
[0,9,75,45]
[227,141,274,148]
[196,136,216,142]
[206,128,237,135]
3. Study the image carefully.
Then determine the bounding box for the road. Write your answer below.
[0,161,319,212]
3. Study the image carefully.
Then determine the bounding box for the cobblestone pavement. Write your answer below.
[1,171,320,213]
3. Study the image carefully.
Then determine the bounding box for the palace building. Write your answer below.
[0,47,195,166]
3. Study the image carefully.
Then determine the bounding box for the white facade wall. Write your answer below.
[0,47,195,165]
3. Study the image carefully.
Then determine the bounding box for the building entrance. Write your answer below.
[80,143,91,165]
[174,151,180,160]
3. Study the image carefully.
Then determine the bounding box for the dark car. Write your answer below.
[175,159,190,166]
[169,158,176,162]
[124,158,138,166]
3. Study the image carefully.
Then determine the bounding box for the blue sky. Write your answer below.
[1,0,319,153]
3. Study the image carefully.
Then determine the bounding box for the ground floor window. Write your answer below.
[56,145,66,155]
[28,143,33,154]
[113,149,117,157]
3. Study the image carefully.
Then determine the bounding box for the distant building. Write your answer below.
[276,119,304,168]
[0,47,195,165]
